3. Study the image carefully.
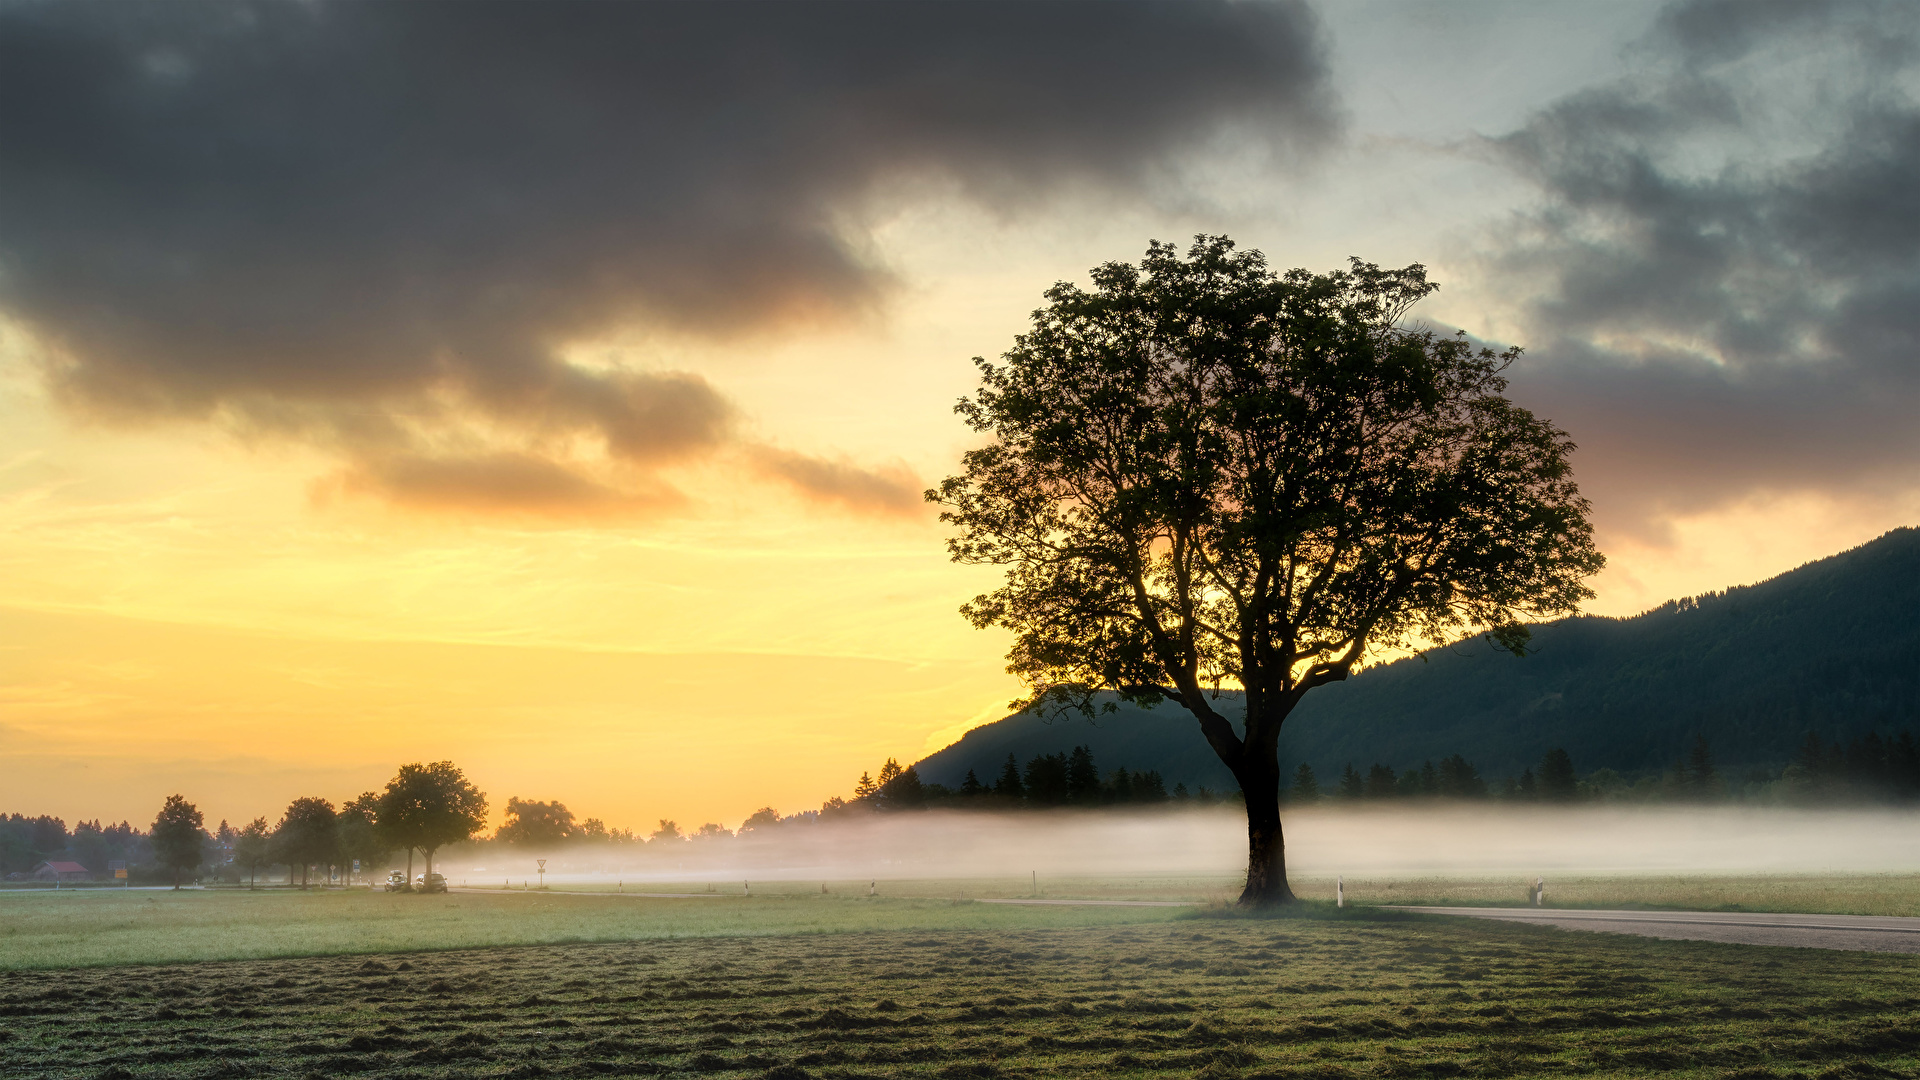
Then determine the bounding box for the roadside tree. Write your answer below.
[151,794,205,889]
[233,817,271,889]
[272,797,339,889]
[336,793,391,885]
[933,237,1603,904]
[376,761,487,887]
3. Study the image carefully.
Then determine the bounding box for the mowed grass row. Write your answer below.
[6,913,1920,1079]
[0,888,1187,971]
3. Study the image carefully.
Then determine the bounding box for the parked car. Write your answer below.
[383,870,409,893]
[414,872,448,893]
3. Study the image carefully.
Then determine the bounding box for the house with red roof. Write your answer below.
[32,861,90,883]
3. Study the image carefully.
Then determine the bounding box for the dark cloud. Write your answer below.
[1484,0,1920,538]
[0,1,1334,517]
[751,448,924,518]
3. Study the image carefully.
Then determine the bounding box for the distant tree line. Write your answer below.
[4,761,488,889]
[17,730,1920,884]
[811,747,1236,816]
[0,816,150,881]
[1303,731,1920,806]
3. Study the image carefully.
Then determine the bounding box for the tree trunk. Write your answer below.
[1235,755,1295,906]
[405,848,414,890]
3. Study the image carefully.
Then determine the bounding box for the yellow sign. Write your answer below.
[114,868,127,879]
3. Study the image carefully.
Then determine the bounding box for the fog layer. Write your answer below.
[439,805,1920,883]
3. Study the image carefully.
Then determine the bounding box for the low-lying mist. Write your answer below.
[438,805,1920,884]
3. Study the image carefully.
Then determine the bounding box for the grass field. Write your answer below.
[0,887,1194,972]
[12,873,1920,973]
[7,904,1920,1079]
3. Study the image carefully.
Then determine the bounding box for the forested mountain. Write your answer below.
[916,528,1920,790]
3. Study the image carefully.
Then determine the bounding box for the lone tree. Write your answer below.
[151,794,205,889]
[376,761,488,887]
[932,237,1603,905]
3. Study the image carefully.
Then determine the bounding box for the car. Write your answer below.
[383,870,409,892]
[414,872,448,893]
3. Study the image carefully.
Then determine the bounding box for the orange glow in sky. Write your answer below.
[4,3,1915,835]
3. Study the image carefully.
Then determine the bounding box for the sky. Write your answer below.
[3,0,1917,834]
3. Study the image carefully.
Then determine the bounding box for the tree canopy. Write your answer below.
[496,797,579,847]
[232,816,270,889]
[150,794,204,889]
[932,236,1602,904]
[376,761,488,882]
[336,792,390,883]
[272,796,339,889]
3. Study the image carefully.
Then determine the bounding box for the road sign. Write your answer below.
[109,860,127,881]
[353,859,361,872]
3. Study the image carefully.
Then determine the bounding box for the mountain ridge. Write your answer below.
[915,527,1920,790]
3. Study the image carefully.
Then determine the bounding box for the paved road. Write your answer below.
[449,888,727,898]
[1396,906,1920,954]
[979,898,1195,908]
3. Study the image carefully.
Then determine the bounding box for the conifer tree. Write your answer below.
[1066,746,1101,804]
[1685,736,1716,799]
[993,754,1025,802]
[1291,763,1321,802]
[1135,770,1169,802]
[1339,764,1364,799]
[1437,755,1487,798]
[879,762,927,809]
[1538,749,1578,801]
[1517,768,1537,799]
[1024,752,1071,805]
[1365,763,1398,798]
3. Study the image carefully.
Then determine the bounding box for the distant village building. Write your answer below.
[32,860,90,883]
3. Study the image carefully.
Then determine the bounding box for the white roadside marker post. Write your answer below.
[1337,876,1344,908]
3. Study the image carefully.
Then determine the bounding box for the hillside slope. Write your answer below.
[916,528,1920,788]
